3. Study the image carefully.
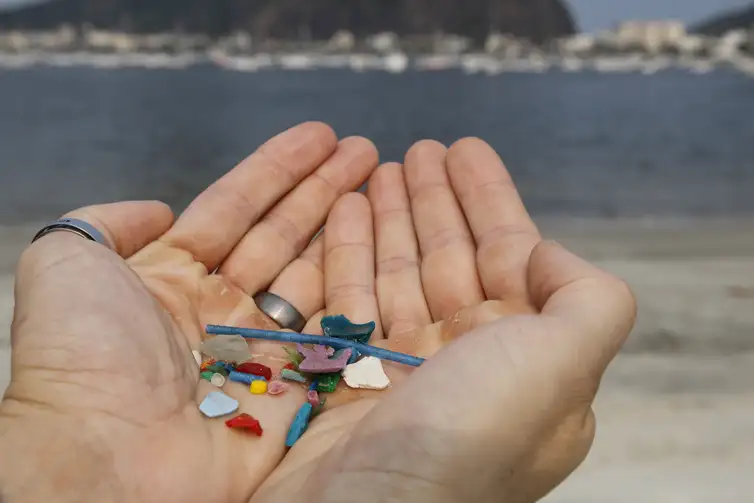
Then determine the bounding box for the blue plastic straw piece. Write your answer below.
[205,325,426,367]
[228,371,267,385]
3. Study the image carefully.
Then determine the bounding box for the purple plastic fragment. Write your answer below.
[298,346,353,374]
[297,344,334,358]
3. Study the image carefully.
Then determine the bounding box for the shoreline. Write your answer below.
[0,51,752,77]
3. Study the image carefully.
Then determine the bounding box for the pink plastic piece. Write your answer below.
[307,390,320,407]
[268,380,289,396]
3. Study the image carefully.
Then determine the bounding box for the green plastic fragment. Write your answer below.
[316,373,341,393]
[283,346,303,368]
[206,364,229,377]
[200,371,214,381]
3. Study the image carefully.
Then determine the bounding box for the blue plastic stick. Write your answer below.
[228,371,267,385]
[286,402,313,447]
[205,325,426,367]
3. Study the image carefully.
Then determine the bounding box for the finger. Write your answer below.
[404,140,485,321]
[266,234,325,322]
[529,240,637,375]
[323,193,382,339]
[161,122,338,270]
[62,201,174,258]
[302,310,325,335]
[219,137,379,295]
[446,138,541,301]
[367,162,432,337]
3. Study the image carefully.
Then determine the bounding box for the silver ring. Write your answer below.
[253,292,306,332]
[32,218,108,247]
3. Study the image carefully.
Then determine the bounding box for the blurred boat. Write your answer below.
[415,54,460,71]
[210,51,273,72]
[348,52,408,73]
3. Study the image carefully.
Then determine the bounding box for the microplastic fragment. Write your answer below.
[210,373,226,388]
[199,391,239,418]
[281,369,307,383]
[229,371,267,385]
[267,380,289,395]
[192,350,202,367]
[250,380,268,395]
[225,413,263,436]
[286,402,313,447]
[200,335,252,363]
[342,357,391,390]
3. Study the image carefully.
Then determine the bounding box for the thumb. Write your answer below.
[59,200,175,258]
[528,240,637,377]
[11,200,174,352]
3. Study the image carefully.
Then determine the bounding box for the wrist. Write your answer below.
[0,407,121,502]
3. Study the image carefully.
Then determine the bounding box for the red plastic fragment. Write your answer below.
[236,362,273,380]
[283,363,296,371]
[225,413,263,436]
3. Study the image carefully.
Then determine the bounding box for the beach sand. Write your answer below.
[1,218,753,501]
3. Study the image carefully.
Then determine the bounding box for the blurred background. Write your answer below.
[0,0,753,501]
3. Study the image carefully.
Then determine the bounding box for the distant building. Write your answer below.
[556,33,595,55]
[614,20,686,52]
[712,29,748,60]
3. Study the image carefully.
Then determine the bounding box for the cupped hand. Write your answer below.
[252,139,637,503]
[0,123,379,503]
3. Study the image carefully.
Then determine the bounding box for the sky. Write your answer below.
[568,0,752,31]
[0,0,751,32]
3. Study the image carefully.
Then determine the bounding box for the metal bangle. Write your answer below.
[253,291,307,333]
[31,218,108,247]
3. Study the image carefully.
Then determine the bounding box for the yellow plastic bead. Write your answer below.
[250,380,268,395]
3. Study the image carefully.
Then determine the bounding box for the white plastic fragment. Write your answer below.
[199,391,238,418]
[210,373,227,388]
[192,350,203,367]
[342,357,391,390]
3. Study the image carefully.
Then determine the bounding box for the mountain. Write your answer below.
[693,4,754,35]
[0,0,578,44]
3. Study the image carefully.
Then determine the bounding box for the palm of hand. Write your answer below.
[250,140,621,503]
[2,123,385,503]
[106,137,548,503]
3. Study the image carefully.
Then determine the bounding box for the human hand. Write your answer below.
[252,139,637,503]
[0,123,379,503]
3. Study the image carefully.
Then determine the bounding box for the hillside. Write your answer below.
[0,0,578,44]
[693,4,754,35]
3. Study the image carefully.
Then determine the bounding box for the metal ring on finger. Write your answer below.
[253,291,307,333]
[31,218,109,247]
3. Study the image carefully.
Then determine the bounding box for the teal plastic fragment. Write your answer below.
[322,315,375,363]
[321,315,375,344]
[281,369,307,383]
[286,402,313,447]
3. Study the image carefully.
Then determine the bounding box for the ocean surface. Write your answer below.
[0,66,753,224]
